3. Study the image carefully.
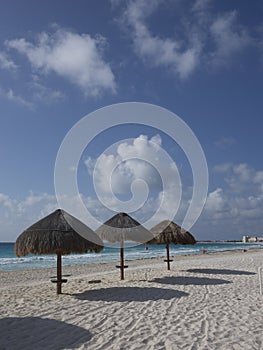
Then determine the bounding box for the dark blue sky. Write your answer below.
[0,0,263,241]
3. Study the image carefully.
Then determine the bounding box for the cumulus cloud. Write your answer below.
[0,192,58,241]
[29,79,65,103]
[216,163,263,196]
[192,0,211,13]
[6,27,116,96]
[0,86,34,108]
[0,193,17,212]
[17,192,56,214]
[213,163,233,174]
[85,134,182,223]
[210,11,251,66]
[205,188,225,213]
[122,0,201,79]
[199,163,263,239]
[253,171,263,192]
[2,161,263,241]
[84,138,263,236]
[214,136,236,149]
[117,0,252,78]
[219,163,260,195]
[85,134,167,195]
[0,52,17,71]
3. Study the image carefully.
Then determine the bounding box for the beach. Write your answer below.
[0,249,262,350]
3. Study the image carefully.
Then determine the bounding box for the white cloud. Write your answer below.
[222,163,259,195]
[205,188,227,215]
[86,134,176,195]
[0,86,34,108]
[253,171,263,192]
[85,134,182,224]
[214,163,263,196]
[118,1,253,78]
[192,0,211,12]
[0,192,58,241]
[29,80,64,103]
[123,0,202,79]
[0,191,116,241]
[0,52,17,71]
[232,163,252,182]
[0,193,17,211]
[6,27,116,97]
[2,162,263,241]
[198,162,263,239]
[214,136,236,149]
[17,192,56,214]
[0,192,57,217]
[213,163,233,173]
[210,11,251,66]
[0,77,63,108]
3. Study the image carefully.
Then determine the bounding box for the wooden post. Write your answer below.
[166,243,170,270]
[57,251,62,294]
[120,240,124,280]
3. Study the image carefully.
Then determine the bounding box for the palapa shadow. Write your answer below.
[73,286,188,302]
[0,317,92,350]
[150,276,232,286]
[186,268,256,275]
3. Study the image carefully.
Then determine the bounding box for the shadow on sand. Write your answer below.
[150,276,232,286]
[0,317,92,350]
[186,268,256,275]
[73,286,188,302]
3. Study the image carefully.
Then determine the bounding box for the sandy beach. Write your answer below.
[0,249,262,350]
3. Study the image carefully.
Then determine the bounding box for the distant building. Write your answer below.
[243,235,263,243]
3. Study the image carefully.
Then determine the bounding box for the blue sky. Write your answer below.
[0,0,263,241]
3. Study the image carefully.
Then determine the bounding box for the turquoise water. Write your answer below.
[1,242,263,271]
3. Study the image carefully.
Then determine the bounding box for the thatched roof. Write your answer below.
[15,209,103,257]
[96,212,153,243]
[148,220,196,245]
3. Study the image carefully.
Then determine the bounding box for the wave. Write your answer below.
[1,242,262,271]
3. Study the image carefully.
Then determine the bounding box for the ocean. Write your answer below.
[1,242,263,271]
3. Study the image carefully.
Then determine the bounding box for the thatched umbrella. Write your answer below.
[15,209,103,294]
[148,220,196,270]
[96,212,153,280]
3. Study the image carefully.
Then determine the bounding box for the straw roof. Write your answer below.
[15,209,103,257]
[148,220,196,245]
[96,212,153,243]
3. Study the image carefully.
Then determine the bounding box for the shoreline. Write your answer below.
[0,247,262,289]
[1,241,262,274]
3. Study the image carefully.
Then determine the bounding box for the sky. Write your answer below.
[0,0,263,242]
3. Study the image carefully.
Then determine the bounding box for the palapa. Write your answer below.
[96,212,153,280]
[148,220,196,270]
[15,209,103,294]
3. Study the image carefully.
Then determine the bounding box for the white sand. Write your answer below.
[0,249,263,350]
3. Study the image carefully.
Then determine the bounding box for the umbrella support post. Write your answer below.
[116,242,128,280]
[166,243,171,270]
[57,251,62,294]
[120,246,124,280]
